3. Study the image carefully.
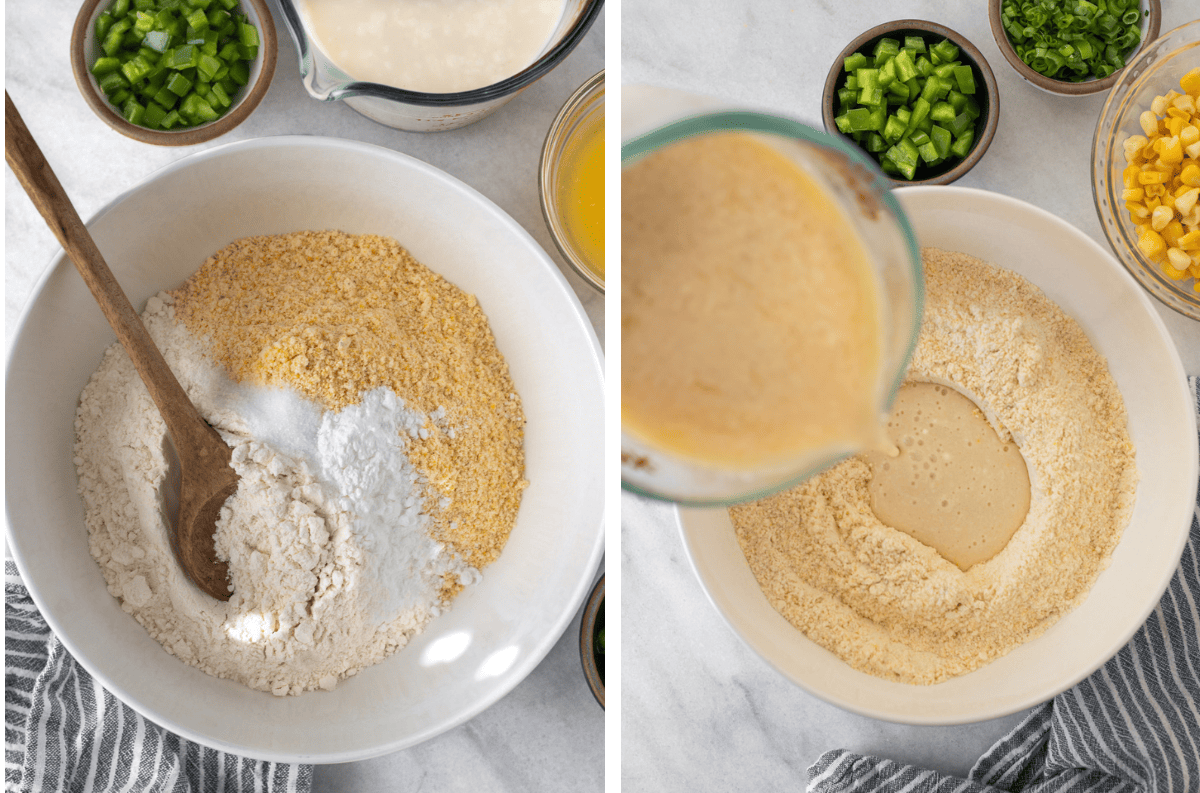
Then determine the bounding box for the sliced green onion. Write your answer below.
[1000,0,1144,81]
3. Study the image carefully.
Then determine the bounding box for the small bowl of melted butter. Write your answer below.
[621,91,923,505]
[541,70,605,292]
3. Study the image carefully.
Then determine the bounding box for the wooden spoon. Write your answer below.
[5,92,236,601]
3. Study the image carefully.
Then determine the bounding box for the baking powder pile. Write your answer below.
[75,231,524,696]
[731,248,1138,685]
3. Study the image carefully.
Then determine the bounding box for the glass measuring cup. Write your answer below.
[277,0,603,131]
[621,86,923,505]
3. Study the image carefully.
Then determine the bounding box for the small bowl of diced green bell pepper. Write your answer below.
[71,0,276,145]
[822,19,1000,186]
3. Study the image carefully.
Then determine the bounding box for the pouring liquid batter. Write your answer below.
[623,129,1033,570]
[622,132,884,470]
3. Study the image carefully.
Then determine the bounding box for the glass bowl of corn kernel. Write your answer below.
[1093,19,1200,319]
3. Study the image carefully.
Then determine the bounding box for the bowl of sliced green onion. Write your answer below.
[989,0,1160,96]
[822,19,999,186]
[70,0,276,145]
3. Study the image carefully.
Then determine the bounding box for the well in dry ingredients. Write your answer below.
[731,248,1137,685]
[75,230,526,696]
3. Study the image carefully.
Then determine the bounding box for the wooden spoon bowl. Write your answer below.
[5,91,236,601]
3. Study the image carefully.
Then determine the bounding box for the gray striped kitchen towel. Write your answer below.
[808,375,1200,792]
[4,561,313,793]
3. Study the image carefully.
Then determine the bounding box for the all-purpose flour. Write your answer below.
[76,293,477,696]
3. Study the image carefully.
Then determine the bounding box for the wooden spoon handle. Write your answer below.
[5,91,212,449]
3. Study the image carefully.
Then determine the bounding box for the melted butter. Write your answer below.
[862,382,1031,571]
[557,117,604,279]
[621,132,882,469]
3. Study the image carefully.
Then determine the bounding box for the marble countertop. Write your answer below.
[622,0,1199,789]
[4,1,604,790]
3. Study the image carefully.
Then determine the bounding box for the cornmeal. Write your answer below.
[731,248,1138,684]
[174,230,526,565]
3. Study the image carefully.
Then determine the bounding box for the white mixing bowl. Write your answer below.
[5,137,604,761]
[678,186,1197,725]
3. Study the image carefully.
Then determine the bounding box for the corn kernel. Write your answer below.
[1139,228,1167,259]
[1140,170,1169,185]
[1168,247,1194,271]
[1141,110,1161,136]
[1178,188,1200,216]
[1152,204,1174,231]
[1174,94,1197,114]
[1126,201,1150,219]
[1122,187,1145,202]
[1163,262,1189,280]
[1124,164,1142,188]
[1187,142,1200,160]
[1160,137,1185,165]
[1182,163,1200,187]
[1181,68,1200,95]
[1167,115,1186,136]
[1164,220,1185,247]
[1183,126,1200,147]
[1124,134,1149,160]
[1151,96,1170,116]
[1179,230,1200,250]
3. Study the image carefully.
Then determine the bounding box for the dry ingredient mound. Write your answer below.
[75,231,526,696]
[731,248,1138,685]
[174,230,526,566]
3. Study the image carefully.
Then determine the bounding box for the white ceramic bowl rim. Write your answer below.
[5,135,605,762]
[678,186,1197,725]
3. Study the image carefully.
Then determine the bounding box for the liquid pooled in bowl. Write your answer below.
[301,0,565,94]
[622,131,883,469]
[862,381,1031,571]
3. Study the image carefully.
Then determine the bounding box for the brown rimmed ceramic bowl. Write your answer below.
[580,574,604,708]
[988,0,1160,96]
[821,19,999,187]
[70,0,276,145]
